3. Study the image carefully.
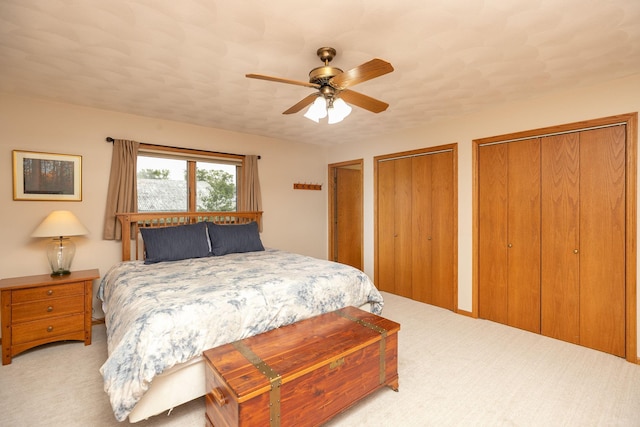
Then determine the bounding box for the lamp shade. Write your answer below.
[31,210,89,238]
[31,210,89,275]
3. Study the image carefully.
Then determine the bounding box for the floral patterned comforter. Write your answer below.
[98,248,384,421]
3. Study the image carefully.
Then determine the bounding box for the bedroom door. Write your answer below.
[329,160,363,271]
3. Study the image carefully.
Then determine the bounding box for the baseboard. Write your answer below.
[92,317,105,325]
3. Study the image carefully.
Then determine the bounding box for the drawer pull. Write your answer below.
[211,388,227,407]
[47,290,54,296]
[47,306,54,312]
[47,326,54,332]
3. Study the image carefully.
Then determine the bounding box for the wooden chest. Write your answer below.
[203,306,400,427]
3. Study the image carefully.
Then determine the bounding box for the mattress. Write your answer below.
[98,248,384,421]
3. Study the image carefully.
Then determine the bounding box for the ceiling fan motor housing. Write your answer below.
[309,47,343,97]
[309,66,343,88]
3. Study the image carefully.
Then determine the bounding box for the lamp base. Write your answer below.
[50,269,71,277]
[46,237,76,277]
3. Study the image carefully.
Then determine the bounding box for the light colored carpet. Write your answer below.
[1,292,639,426]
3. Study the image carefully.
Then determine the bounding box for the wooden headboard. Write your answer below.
[116,211,263,261]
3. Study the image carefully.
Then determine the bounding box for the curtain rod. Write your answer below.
[105,137,260,159]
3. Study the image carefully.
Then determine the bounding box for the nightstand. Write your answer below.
[0,269,99,365]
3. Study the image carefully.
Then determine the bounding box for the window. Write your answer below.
[136,148,241,213]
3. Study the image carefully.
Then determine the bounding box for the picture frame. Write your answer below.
[12,150,82,201]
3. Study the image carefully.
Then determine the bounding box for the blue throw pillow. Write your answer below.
[140,222,210,264]
[207,221,264,256]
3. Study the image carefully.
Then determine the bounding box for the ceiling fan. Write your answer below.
[246,47,394,123]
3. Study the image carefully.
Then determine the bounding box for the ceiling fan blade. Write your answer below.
[329,58,394,90]
[339,90,389,113]
[246,74,320,89]
[283,93,319,115]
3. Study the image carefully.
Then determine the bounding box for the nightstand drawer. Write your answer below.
[12,314,85,344]
[12,282,84,303]
[12,294,85,322]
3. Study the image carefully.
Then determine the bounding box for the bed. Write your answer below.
[98,212,384,423]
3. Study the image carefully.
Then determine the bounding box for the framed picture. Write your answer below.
[12,150,82,201]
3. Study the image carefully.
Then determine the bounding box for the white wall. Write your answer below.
[0,95,329,318]
[327,73,640,357]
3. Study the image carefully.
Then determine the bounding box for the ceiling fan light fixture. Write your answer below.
[303,96,328,122]
[327,98,352,124]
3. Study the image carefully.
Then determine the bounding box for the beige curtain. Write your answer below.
[239,155,263,230]
[102,139,139,240]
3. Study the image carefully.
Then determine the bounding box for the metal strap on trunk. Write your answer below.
[336,309,388,385]
[232,340,281,427]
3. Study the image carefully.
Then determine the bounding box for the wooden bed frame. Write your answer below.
[111,211,262,422]
[117,211,263,261]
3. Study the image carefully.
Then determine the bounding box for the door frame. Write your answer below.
[472,112,638,363]
[328,159,363,268]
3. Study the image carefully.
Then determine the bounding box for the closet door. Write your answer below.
[477,117,633,358]
[579,126,626,357]
[478,139,540,333]
[507,138,541,333]
[411,154,433,303]
[377,148,456,308]
[377,159,397,294]
[478,143,509,324]
[430,151,455,310]
[541,133,580,344]
[411,151,454,310]
[377,157,412,297]
[541,127,626,356]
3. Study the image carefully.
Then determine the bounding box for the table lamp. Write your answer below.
[31,210,89,276]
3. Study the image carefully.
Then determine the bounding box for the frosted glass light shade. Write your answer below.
[327,98,352,124]
[303,97,328,123]
[32,210,88,276]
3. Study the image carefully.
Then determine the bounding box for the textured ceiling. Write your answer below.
[1,0,639,146]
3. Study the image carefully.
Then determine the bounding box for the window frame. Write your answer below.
[137,143,244,213]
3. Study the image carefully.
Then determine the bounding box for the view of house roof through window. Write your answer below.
[137,155,237,212]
